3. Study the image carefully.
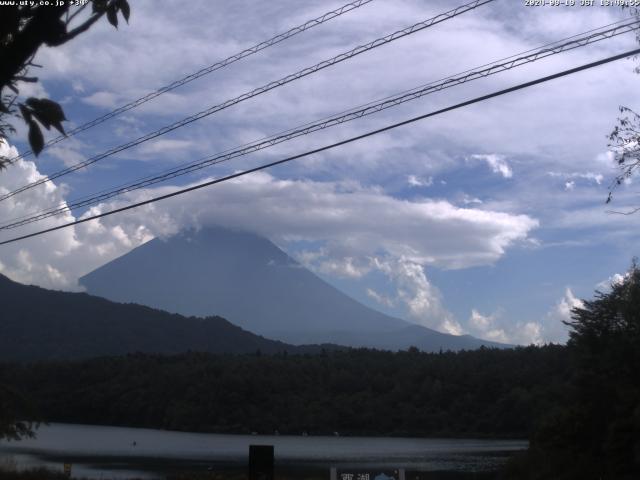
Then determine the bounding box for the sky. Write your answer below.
[0,0,639,345]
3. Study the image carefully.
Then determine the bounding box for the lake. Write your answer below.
[0,423,527,479]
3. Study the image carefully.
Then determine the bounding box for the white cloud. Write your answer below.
[14,78,49,99]
[548,171,605,187]
[541,287,584,344]
[366,288,395,308]
[48,146,86,167]
[25,0,633,182]
[71,80,85,94]
[47,136,89,168]
[69,171,536,272]
[81,91,121,109]
[0,141,155,289]
[407,175,433,187]
[468,309,510,344]
[367,257,463,334]
[0,142,537,326]
[465,287,585,346]
[469,154,513,179]
[574,172,603,184]
[134,138,200,161]
[466,308,544,345]
[596,272,628,291]
[7,0,633,254]
[317,256,371,279]
[300,251,463,334]
[461,194,483,205]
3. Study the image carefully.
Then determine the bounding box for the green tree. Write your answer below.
[607,7,640,211]
[564,260,640,477]
[608,106,640,213]
[516,262,640,479]
[0,0,130,167]
[566,260,640,347]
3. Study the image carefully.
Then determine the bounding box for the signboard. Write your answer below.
[330,468,405,480]
[249,444,274,480]
[63,463,72,478]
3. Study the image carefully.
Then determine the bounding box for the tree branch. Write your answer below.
[66,3,90,26]
[48,11,104,46]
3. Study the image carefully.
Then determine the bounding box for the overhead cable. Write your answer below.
[0,0,494,203]
[1,46,638,246]
[2,17,638,230]
[5,0,376,163]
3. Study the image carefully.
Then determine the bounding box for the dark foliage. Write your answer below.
[1,345,568,438]
[0,469,70,480]
[0,274,333,362]
[0,382,36,441]
[606,7,640,210]
[607,106,640,213]
[506,262,640,479]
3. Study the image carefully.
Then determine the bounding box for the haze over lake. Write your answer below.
[0,423,527,479]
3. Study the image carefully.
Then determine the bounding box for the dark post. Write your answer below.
[249,444,274,480]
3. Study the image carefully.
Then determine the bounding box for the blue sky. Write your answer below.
[0,0,639,344]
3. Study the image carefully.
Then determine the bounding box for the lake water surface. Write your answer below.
[0,423,527,479]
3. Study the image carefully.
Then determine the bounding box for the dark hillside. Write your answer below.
[0,274,323,361]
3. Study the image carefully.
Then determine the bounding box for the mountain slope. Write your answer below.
[80,227,507,351]
[0,274,317,362]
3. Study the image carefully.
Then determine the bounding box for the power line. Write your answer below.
[2,47,637,247]
[2,17,638,231]
[0,0,494,203]
[5,0,376,164]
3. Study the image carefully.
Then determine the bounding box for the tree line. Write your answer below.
[1,345,568,439]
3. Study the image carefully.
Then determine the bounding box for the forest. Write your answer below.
[0,345,568,438]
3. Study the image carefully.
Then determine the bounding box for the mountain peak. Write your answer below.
[81,227,506,351]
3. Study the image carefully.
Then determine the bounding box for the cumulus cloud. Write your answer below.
[468,309,509,343]
[75,170,537,271]
[469,154,513,179]
[0,141,155,289]
[464,286,586,345]
[542,288,584,344]
[596,272,628,291]
[466,308,543,345]
[300,251,463,333]
[0,142,537,332]
[367,257,463,334]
